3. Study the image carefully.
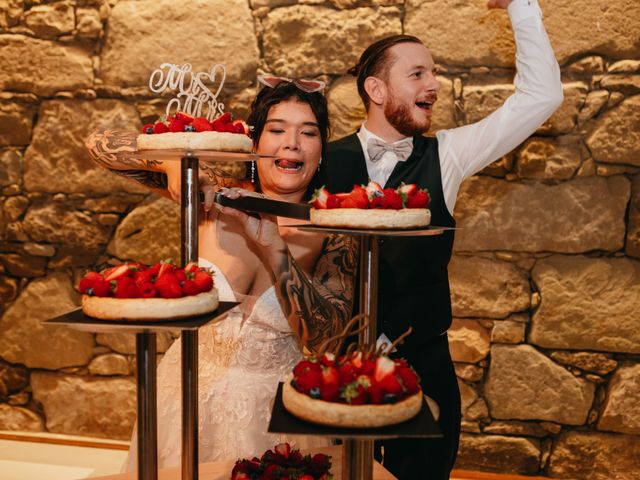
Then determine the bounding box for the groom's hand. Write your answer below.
[487,0,512,8]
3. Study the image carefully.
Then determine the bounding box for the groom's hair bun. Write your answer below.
[352,34,423,110]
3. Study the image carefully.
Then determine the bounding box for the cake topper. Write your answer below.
[148,63,226,121]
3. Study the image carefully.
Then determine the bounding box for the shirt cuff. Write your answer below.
[508,0,542,25]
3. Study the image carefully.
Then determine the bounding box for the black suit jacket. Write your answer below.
[320,133,456,353]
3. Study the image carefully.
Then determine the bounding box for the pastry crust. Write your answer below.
[282,378,423,428]
[81,289,219,321]
[137,131,252,152]
[310,208,430,229]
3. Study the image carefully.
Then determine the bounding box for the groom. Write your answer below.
[319,0,562,478]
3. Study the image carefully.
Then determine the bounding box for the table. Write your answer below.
[88,445,396,480]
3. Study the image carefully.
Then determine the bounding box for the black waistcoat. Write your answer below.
[322,133,456,353]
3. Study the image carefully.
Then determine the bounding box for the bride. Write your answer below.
[85,78,357,468]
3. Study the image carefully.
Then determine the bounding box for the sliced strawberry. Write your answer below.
[157,261,175,278]
[104,264,132,282]
[326,194,342,209]
[365,180,383,199]
[153,122,169,134]
[194,271,213,292]
[407,189,430,208]
[311,187,329,209]
[383,188,403,209]
[274,443,291,459]
[231,120,246,134]
[184,262,199,276]
[319,352,335,367]
[374,356,396,382]
[192,117,213,132]
[175,112,194,124]
[350,351,363,369]
[348,186,369,208]
[398,183,418,197]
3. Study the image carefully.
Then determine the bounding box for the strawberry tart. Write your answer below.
[78,261,219,321]
[309,181,430,230]
[282,321,423,428]
[137,112,253,153]
[232,443,331,480]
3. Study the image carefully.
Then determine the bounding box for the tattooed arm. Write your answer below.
[85,130,242,199]
[85,130,168,191]
[274,234,358,353]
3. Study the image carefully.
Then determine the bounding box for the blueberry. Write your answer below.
[145,126,154,134]
[185,125,196,132]
[309,387,321,399]
[383,393,398,403]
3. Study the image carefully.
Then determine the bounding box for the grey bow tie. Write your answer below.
[367,137,413,163]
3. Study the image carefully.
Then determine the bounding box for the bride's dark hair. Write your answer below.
[246,82,329,196]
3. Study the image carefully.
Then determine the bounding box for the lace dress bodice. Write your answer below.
[124,260,329,470]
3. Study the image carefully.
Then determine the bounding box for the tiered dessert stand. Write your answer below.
[45,150,258,480]
[270,225,449,480]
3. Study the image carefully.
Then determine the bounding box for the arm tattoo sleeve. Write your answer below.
[85,129,167,188]
[275,234,358,353]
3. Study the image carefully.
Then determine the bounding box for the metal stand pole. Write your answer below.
[136,332,158,480]
[181,157,199,480]
[342,235,379,480]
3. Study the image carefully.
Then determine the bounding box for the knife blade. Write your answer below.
[201,191,311,220]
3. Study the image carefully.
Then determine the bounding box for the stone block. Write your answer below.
[99,0,258,88]
[0,273,94,369]
[449,319,491,363]
[0,35,93,96]
[31,372,136,440]
[24,2,74,37]
[263,5,401,77]
[0,102,36,147]
[453,176,630,253]
[485,345,595,425]
[586,95,640,167]
[456,433,540,475]
[24,99,146,194]
[107,196,180,265]
[530,256,640,354]
[598,363,640,435]
[549,431,640,480]
[449,255,530,318]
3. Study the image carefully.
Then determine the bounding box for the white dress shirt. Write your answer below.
[356,0,563,215]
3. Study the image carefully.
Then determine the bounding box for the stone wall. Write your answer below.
[0,0,638,478]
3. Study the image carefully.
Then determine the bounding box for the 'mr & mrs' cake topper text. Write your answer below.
[148,63,226,121]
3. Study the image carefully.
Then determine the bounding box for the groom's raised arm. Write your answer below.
[437,0,563,212]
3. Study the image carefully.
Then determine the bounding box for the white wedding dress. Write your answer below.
[124,259,330,470]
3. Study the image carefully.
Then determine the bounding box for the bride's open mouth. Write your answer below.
[275,158,304,172]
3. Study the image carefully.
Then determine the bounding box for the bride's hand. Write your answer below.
[217,187,287,252]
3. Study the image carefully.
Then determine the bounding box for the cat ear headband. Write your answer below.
[257,74,325,93]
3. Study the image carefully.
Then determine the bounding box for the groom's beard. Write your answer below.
[384,91,431,137]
